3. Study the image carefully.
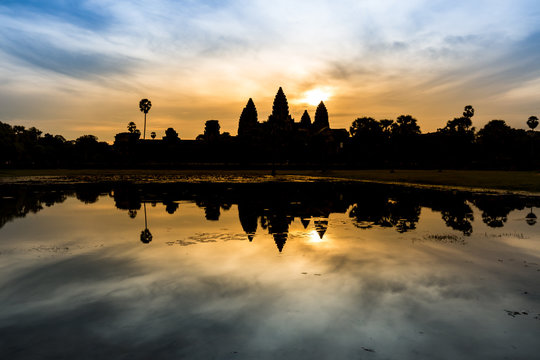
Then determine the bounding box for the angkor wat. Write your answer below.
[113,87,348,166]
[1,87,539,169]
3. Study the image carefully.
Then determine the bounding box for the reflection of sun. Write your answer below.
[308,230,325,243]
[300,88,332,106]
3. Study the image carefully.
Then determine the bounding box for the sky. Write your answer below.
[1,0,540,141]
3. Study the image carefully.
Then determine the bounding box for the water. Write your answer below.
[1,179,539,359]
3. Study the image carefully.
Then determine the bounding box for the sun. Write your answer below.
[299,88,332,106]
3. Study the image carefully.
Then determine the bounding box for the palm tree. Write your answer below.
[525,207,537,226]
[527,116,538,130]
[140,203,153,243]
[139,98,152,139]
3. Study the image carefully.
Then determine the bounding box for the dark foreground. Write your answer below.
[0,178,539,359]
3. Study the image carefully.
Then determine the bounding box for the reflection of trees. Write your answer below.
[474,197,524,228]
[5,183,540,252]
[0,188,68,229]
[163,200,179,214]
[428,194,474,236]
[348,192,420,233]
[75,187,102,204]
[441,204,474,236]
[526,208,537,226]
[196,198,232,221]
[140,203,152,244]
[113,186,141,212]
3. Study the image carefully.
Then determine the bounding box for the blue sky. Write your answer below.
[1,0,540,140]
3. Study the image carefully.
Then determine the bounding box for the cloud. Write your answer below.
[1,0,540,138]
[0,29,137,79]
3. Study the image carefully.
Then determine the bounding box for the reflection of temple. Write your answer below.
[2,183,538,253]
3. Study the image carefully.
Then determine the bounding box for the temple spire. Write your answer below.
[238,98,258,137]
[300,110,311,129]
[268,87,293,130]
[313,101,329,130]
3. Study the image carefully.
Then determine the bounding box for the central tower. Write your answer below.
[267,87,293,131]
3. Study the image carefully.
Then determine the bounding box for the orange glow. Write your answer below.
[298,88,332,106]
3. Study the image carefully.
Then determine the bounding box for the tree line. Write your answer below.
[0,104,538,169]
[346,106,539,169]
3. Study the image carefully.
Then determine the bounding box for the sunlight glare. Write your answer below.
[299,88,332,106]
[308,230,325,243]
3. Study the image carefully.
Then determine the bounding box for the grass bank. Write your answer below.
[0,169,539,193]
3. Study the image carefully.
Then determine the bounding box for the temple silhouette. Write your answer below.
[113,87,349,165]
[2,86,539,169]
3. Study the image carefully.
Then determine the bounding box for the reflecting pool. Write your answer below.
[1,179,539,359]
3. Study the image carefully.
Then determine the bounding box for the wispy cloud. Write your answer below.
[1,0,540,139]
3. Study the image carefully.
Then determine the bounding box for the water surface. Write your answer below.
[1,180,539,359]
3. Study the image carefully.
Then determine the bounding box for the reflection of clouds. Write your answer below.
[1,235,539,359]
[167,232,249,246]
[2,189,540,358]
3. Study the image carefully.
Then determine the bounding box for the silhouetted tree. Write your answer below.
[150,131,156,139]
[527,116,538,130]
[164,127,179,142]
[435,106,476,168]
[463,105,474,118]
[380,119,394,135]
[392,115,420,137]
[238,98,258,137]
[349,117,383,138]
[127,121,137,133]
[348,117,385,165]
[390,115,421,167]
[313,101,329,131]
[139,98,152,139]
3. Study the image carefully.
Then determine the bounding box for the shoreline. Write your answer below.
[0,169,539,194]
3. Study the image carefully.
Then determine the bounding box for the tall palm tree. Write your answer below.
[140,203,153,244]
[139,98,152,139]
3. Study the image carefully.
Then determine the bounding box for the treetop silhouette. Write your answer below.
[463,105,474,119]
[127,121,137,133]
[139,98,152,140]
[392,115,420,136]
[527,115,538,130]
